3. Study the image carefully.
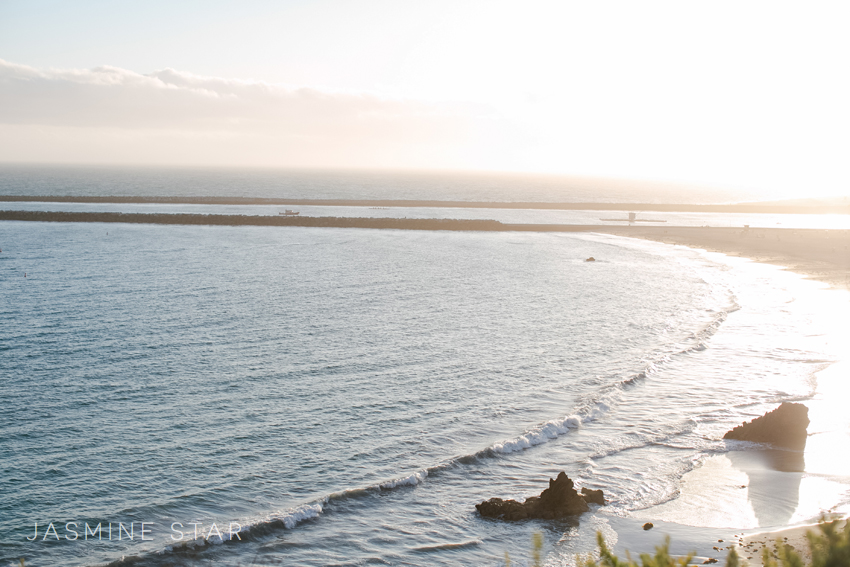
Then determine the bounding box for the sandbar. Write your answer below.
[3,210,848,291]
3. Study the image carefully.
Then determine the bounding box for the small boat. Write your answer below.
[279,209,300,216]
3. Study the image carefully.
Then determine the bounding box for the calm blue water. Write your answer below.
[2,216,847,566]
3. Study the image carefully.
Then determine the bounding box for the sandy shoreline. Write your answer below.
[567,226,850,562]
[588,226,850,293]
[620,519,848,566]
[731,520,841,566]
[620,444,849,564]
[606,515,848,566]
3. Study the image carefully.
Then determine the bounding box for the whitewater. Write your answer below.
[2,215,847,566]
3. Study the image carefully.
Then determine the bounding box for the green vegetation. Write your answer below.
[532,531,544,567]
[578,520,849,567]
[509,520,849,567]
[505,530,544,567]
[787,519,849,567]
[582,533,697,567]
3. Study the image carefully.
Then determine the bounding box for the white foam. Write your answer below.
[274,502,325,529]
[491,415,582,454]
[380,469,428,489]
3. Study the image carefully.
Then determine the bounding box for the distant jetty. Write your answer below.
[2,195,848,215]
[0,209,654,232]
[0,210,506,231]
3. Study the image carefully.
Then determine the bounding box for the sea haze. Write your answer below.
[1,219,846,566]
[0,165,760,204]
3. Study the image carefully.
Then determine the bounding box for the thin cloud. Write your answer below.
[0,59,513,168]
[0,59,486,134]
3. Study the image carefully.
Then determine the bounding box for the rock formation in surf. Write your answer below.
[475,472,603,521]
[723,402,809,450]
[581,487,605,505]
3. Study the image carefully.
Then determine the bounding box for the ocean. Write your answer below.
[0,165,763,204]
[1,167,848,566]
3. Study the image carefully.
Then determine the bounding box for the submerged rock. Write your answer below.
[723,402,810,450]
[475,472,603,521]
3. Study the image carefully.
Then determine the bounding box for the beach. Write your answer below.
[2,209,849,565]
[602,224,850,565]
[515,224,850,563]
[596,226,849,567]
[590,226,850,293]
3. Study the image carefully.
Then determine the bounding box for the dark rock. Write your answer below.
[537,472,589,516]
[581,487,605,505]
[475,497,529,521]
[643,522,654,530]
[723,402,809,450]
[475,472,600,521]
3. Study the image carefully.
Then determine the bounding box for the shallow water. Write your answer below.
[1,219,847,566]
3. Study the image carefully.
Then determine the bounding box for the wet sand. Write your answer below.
[728,518,848,566]
[590,228,850,562]
[614,443,849,565]
[589,226,850,292]
[625,448,844,564]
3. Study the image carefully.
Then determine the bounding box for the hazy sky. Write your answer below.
[1,0,848,197]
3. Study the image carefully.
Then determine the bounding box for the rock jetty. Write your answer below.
[723,402,809,450]
[475,472,603,521]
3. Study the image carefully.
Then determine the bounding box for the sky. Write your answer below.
[1,0,849,198]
